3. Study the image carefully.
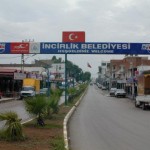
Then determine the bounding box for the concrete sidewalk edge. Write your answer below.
[0,98,15,103]
[63,87,88,150]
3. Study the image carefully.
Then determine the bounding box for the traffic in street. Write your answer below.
[69,84,150,150]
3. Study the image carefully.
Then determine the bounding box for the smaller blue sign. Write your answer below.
[0,43,10,54]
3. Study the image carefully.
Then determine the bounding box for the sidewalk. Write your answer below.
[0,92,66,105]
[0,97,15,103]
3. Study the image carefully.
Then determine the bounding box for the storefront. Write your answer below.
[0,69,26,97]
[126,77,137,97]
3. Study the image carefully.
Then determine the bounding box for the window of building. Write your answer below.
[102,63,106,66]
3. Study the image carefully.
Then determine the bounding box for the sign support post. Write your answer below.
[65,53,68,105]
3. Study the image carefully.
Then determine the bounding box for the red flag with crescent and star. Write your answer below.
[62,31,85,42]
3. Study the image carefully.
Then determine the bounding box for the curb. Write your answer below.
[0,98,15,103]
[21,118,35,125]
[63,88,88,150]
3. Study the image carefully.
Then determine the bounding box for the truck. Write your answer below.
[135,73,150,110]
[20,78,40,99]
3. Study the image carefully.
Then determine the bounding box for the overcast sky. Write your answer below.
[0,0,150,77]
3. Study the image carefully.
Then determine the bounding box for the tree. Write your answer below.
[52,56,57,62]
[0,111,24,141]
[66,60,82,82]
[82,72,91,82]
[46,88,61,117]
[24,95,47,126]
[52,56,62,63]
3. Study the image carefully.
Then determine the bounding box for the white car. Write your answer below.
[109,88,117,96]
[115,89,126,98]
[40,88,48,95]
[101,86,107,90]
[97,83,102,88]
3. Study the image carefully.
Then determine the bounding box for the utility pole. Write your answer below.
[21,39,34,72]
[131,55,134,99]
[21,54,24,72]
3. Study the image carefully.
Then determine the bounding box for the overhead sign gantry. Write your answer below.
[1,42,150,55]
[0,31,150,55]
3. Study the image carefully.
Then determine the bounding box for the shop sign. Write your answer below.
[14,73,26,80]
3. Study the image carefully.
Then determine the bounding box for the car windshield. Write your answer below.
[40,88,48,91]
[111,88,116,91]
[22,87,34,91]
[117,89,124,91]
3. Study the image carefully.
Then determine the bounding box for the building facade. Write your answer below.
[98,56,150,98]
[0,59,65,97]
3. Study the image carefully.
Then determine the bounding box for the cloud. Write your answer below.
[0,0,150,76]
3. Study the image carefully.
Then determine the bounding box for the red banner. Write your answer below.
[62,31,85,42]
[10,43,29,54]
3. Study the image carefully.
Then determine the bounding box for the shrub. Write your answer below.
[0,111,24,141]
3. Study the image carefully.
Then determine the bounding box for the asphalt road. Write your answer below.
[0,100,32,128]
[69,85,150,150]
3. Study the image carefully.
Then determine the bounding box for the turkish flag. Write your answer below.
[62,31,85,42]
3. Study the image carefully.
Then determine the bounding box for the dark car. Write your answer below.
[115,89,126,97]
[0,92,2,99]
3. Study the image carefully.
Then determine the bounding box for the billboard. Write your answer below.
[10,43,29,54]
[1,42,150,54]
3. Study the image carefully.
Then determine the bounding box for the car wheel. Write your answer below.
[0,96,1,99]
[142,103,146,110]
[135,101,139,108]
[19,96,23,100]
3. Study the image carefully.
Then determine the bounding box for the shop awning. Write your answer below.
[0,69,19,76]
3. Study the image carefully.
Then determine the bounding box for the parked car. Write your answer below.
[115,89,126,97]
[96,83,101,88]
[0,92,2,99]
[101,86,107,90]
[90,82,93,85]
[40,88,48,95]
[109,88,117,96]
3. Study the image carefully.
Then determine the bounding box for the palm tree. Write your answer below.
[24,95,47,126]
[46,89,62,119]
[0,111,24,141]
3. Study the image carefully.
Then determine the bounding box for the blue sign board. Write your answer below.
[40,42,150,54]
[1,42,150,54]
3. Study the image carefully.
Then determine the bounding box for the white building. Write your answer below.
[49,63,65,80]
[137,65,150,75]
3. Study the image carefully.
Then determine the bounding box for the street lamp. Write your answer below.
[42,71,47,88]
[130,61,134,99]
[42,69,50,97]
